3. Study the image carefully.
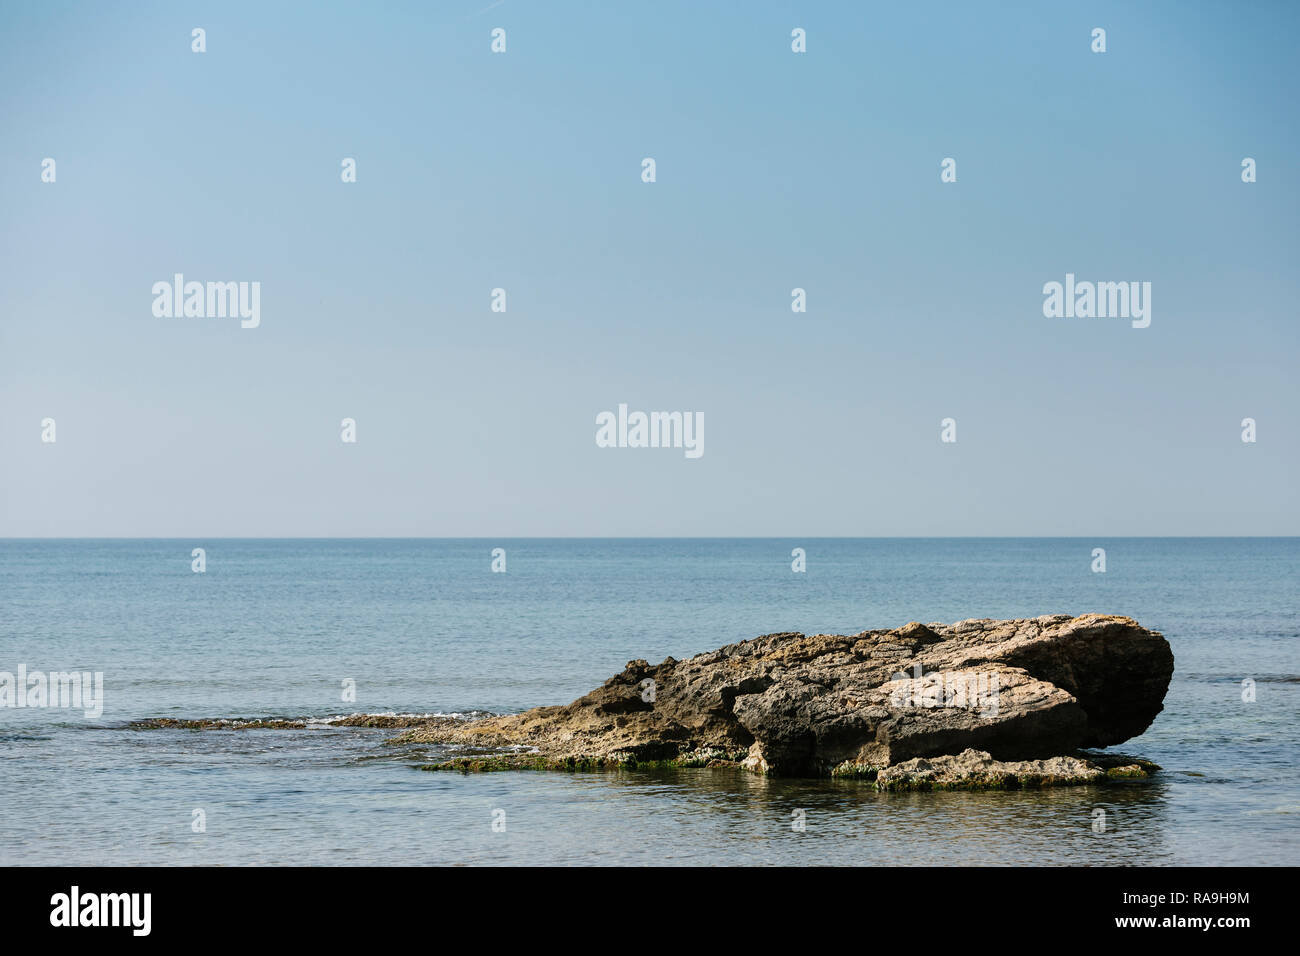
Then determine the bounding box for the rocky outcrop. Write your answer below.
[394,613,1174,782]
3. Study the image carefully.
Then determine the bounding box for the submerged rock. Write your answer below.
[395,614,1173,783]
[873,750,1105,790]
[129,713,443,731]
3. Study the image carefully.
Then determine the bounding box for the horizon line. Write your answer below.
[2,535,1297,541]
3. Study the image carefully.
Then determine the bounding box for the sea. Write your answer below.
[1,538,1296,865]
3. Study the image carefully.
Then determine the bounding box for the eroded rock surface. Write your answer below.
[394,613,1173,780]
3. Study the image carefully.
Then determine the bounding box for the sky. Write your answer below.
[1,1,1296,536]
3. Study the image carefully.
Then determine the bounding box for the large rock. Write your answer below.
[396,614,1174,779]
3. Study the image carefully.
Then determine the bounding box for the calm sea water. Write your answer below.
[1,538,1297,866]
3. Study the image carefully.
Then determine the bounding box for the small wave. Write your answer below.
[441,742,541,755]
[1180,673,1300,684]
[306,710,496,725]
[126,711,497,731]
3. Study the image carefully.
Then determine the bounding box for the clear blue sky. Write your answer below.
[2,1,1296,536]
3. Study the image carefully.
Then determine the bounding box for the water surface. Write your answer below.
[2,538,1296,865]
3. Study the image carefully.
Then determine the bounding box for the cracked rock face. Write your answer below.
[395,614,1174,778]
